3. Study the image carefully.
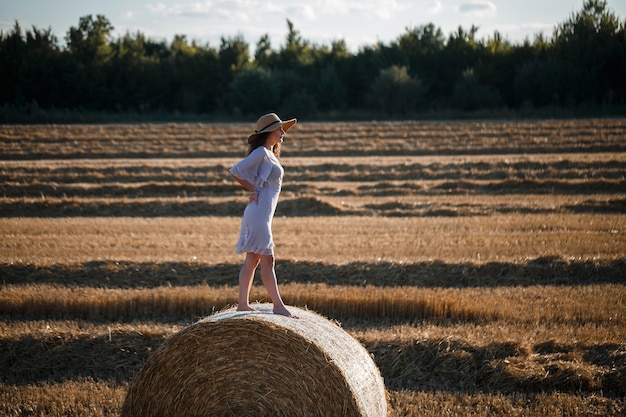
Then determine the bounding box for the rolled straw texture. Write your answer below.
[121,304,387,417]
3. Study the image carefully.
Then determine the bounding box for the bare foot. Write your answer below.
[273,305,299,319]
[236,304,257,312]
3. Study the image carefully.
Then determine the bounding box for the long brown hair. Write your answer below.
[247,132,281,158]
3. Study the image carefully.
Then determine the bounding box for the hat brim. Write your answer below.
[256,118,297,134]
[281,118,297,132]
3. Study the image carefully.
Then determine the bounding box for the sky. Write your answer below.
[2,0,626,52]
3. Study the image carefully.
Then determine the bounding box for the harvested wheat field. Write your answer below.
[1,118,625,416]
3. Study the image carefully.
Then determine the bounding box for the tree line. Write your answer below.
[1,0,624,121]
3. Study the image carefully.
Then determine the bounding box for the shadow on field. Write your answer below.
[565,197,626,213]
[0,331,163,385]
[1,328,623,397]
[0,197,351,217]
[2,195,625,217]
[2,256,623,289]
[366,338,626,397]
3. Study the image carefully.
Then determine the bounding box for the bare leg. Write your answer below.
[237,252,260,311]
[259,254,297,318]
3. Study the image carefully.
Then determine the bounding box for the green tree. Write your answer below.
[367,65,426,116]
[390,24,445,105]
[21,26,63,108]
[315,64,347,111]
[271,68,309,112]
[476,31,517,107]
[219,35,250,86]
[0,23,28,105]
[109,32,170,112]
[66,15,113,65]
[227,67,278,115]
[452,68,501,110]
[395,25,445,72]
[0,22,70,111]
[433,25,483,102]
[552,0,626,104]
[514,58,566,108]
[345,42,392,109]
[166,35,222,113]
[64,15,115,109]
[279,20,313,67]
[254,34,273,67]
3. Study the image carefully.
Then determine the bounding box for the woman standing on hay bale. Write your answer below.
[229,113,298,318]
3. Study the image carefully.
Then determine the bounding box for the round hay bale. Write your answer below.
[121,304,387,417]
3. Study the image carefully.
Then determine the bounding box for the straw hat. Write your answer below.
[254,113,297,134]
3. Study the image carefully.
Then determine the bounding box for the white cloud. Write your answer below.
[316,0,351,15]
[122,10,134,20]
[145,0,411,23]
[296,0,409,20]
[286,4,317,21]
[457,0,496,18]
[359,0,410,20]
[187,2,211,15]
[146,1,253,20]
[423,0,442,15]
[146,3,167,14]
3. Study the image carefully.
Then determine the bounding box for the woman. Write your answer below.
[229,113,297,318]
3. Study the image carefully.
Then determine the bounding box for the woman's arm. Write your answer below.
[230,172,258,203]
[230,172,256,192]
[229,147,271,192]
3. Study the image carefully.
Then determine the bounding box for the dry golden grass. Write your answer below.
[2,282,624,326]
[1,119,625,416]
[0,380,127,417]
[2,119,625,158]
[2,384,623,417]
[387,391,624,417]
[2,214,625,265]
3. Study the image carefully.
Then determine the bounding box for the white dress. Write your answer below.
[229,146,284,255]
